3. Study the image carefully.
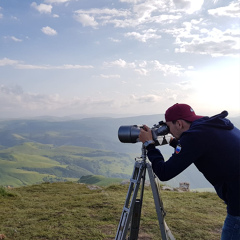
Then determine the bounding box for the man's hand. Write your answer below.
[139,125,153,143]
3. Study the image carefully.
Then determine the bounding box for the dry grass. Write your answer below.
[0,182,226,239]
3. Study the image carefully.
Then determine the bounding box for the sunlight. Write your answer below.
[191,63,240,116]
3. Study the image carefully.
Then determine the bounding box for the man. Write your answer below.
[139,103,240,240]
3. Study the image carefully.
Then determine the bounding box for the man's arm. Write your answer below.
[146,134,201,181]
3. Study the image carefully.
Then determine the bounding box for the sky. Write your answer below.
[0,0,239,119]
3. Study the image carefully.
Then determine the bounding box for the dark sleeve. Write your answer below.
[169,138,178,148]
[146,133,203,181]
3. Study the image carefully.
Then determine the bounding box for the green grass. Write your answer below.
[0,182,226,239]
[78,175,124,186]
[0,142,134,187]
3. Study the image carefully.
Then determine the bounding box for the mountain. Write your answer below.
[0,114,239,189]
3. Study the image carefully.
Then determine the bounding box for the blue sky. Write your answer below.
[0,0,239,119]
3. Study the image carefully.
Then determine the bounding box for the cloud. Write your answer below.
[162,16,240,57]
[0,58,19,66]
[74,8,131,28]
[0,84,118,118]
[0,85,65,114]
[41,26,57,36]
[31,2,52,14]
[72,1,239,57]
[108,37,121,43]
[152,60,185,76]
[174,27,240,57]
[103,59,188,76]
[208,1,240,18]
[172,0,204,13]
[134,68,148,76]
[0,58,94,69]
[74,14,98,28]
[104,59,136,68]
[44,0,71,3]
[125,28,161,42]
[100,74,120,79]
[131,94,162,103]
[120,0,142,3]
[10,36,22,42]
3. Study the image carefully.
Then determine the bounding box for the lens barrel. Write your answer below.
[118,125,141,143]
[118,123,169,144]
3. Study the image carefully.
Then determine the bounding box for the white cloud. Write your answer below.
[162,15,240,57]
[0,58,94,69]
[75,8,130,17]
[74,8,131,28]
[0,85,65,113]
[100,74,121,79]
[10,36,22,42]
[44,0,71,3]
[125,28,161,42]
[131,94,162,103]
[0,58,19,66]
[208,1,240,18]
[120,0,142,3]
[134,68,148,76]
[104,59,136,68]
[41,26,57,36]
[108,37,121,43]
[174,27,240,57]
[31,2,52,14]
[172,0,204,13]
[103,59,188,76]
[152,61,185,76]
[74,14,98,28]
[0,85,119,118]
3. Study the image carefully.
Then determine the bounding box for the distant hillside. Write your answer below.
[0,114,239,189]
[0,142,133,187]
[0,182,226,240]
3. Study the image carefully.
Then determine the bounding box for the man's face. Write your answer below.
[166,120,184,140]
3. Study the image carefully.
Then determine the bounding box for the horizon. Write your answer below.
[0,111,240,121]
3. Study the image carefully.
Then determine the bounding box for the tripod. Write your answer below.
[115,145,175,240]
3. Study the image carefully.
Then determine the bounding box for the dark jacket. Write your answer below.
[146,111,240,216]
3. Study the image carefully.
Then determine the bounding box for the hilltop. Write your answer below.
[0,182,226,240]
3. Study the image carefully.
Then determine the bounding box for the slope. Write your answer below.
[0,142,133,187]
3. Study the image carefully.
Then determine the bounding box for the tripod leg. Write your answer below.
[129,162,146,240]
[146,162,175,240]
[115,161,145,240]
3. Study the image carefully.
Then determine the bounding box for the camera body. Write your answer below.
[118,121,171,146]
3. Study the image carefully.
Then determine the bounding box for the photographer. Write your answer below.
[139,103,240,240]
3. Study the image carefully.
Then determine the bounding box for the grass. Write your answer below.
[0,182,226,239]
[0,142,134,187]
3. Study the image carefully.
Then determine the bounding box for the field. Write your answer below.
[0,182,226,240]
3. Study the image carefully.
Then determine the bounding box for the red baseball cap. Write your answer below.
[165,103,203,122]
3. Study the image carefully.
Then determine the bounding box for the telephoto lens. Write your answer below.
[118,121,170,144]
[118,125,141,143]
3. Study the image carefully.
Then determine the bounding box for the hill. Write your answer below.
[0,182,226,240]
[0,114,239,189]
[0,142,133,187]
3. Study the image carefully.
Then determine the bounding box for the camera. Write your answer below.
[118,121,171,146]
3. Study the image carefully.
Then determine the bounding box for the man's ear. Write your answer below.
[175,120,180,128]
[176,120,184,129]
